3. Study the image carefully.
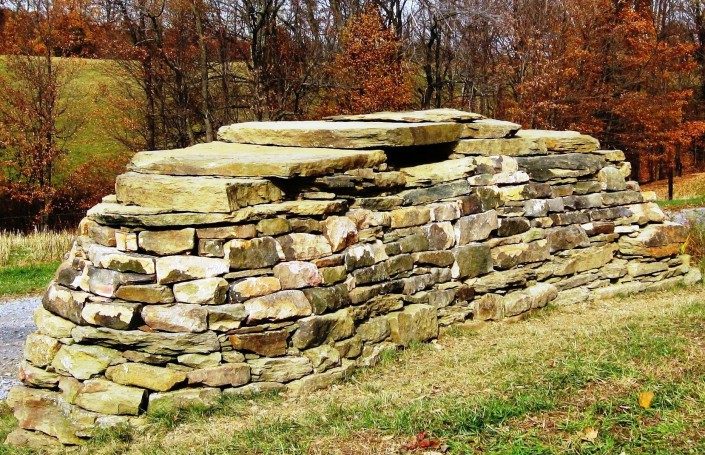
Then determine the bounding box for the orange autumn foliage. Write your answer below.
[317,7,414,117]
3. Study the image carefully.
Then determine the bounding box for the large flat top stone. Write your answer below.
[217,121,463,149]
[129,142,387,178]
[326,108,484,123]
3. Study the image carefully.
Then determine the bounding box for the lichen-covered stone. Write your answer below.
[138,228,195,255]
[72,326,220,355]
[291,309,355,349]
[387,304,438,347]
[451,244,492,279]
[142,304,208,333]
[229,330,289,356]
[229,276,282,302]
[273,261,322,289]
[226,237,283,269]
[245,290,312,323]
[277,233,333,261]
[115,284,175,304]
[74,379,146,415]
[106,363,187,391]
[248,357,313,383]
[51,344,123,380]
[24,334,61,368]
[156,256,229,284]
[491,240,550,270]
[618,223,688,257]
[187,363,251,387]
[147,387,221,414]
[173,277,229,305]
[81,301,140,330]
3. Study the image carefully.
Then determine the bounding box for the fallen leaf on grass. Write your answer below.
[403,431,444,452]
[579,427,599,442]
[638,391,655,409]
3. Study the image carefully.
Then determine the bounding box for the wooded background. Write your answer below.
[2,0,705,230]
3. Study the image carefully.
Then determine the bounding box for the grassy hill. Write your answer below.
[0,57,133,180]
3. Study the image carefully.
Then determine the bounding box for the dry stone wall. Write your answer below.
[6,108,701,448]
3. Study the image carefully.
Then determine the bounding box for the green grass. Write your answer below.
[5,288,697,455]
[0,262,58,299]
[657,195,705,210]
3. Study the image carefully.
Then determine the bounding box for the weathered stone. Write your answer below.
[173,278,229,305]
[177,352,222,368]
[399,181,472,205]
[627,261,668,277]
[454,210,498,244]
[34,307,76,339]
[516,153,605,181]
[497,217,531,237]
[248,357,313,383]
[256,218,292,236]
[554,244,618,276]
[4,428,63,450]
[51,344,123,380]
[147,387,221,414]
[74,379,146,415]
[277,233,333,261]
[218,120,463,149]
[291,309,355,349]
[129,141,387,178]
[6,387,96,445]
[322,216,358,252]
[387,304,438,347]
[208,304,247,331]
[115,284,174,304]
[115,230,138,251]
[618,223,688,257]
[106,363,186,391]
[229,276,281,302]
[142,304,208,333]
[462,118,521,138]
[18,361,60,389]
[597,166,627,191]
[116,172,283,213]
[390,206,431,228]
[401,158,476,186]
[302,284,352,314]
[72,326,220,355]
[454,137,546,156]
[357,316,391,343]
[138,228,195,255]
[230,330,289,356]
[273,261,322,289]
[226,237,283,269]
[187,363,251,387]
[546,226,590,252]
[304,345,341,373]
[24,333,61,368]
[245,290,312,323]
[82,301,140,330]
[602,190,643,206]
[197,224,257,239]
[320,265,348,285]
[413,251,455,267]
[88,266,153,298]
[452,244,492,279]
[516,129,600,152]
[156,256,229,285]
[491,240,550,270]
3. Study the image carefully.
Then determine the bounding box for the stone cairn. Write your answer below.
[7,109,701,448]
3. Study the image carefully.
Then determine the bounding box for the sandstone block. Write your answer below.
[454,137,546,156]
[173,278,229,305]
[177,352,222,368]
[208,304,247,331]
[74,379,146,415]
[390,206,431,228]
[226,237,283,270]
[546,226,590,252]
[147,388,221,414]
[618,223,687,258]
[461,118,521,138]
[322,216,358,252]
[277,233,333,261]
[230,330,289,356]
[88,266,153,298]
[516,153,605,182]
[245,290,312,323]
[304,345,341,373]
[454,210,498,244]
[553,244,618,276]
[303,284,352,314]
[357,316,391,343]
[248,357,313,383]
[114,284,175,304]
[387,304,438,347]
[452,244,492,279]
[142,304,208,333]
[218,120,463,149]
[106,363,187,391]
[156,256,229,284]
[491,240,550,270]
[51,344,123,380]
[33,307,76,340]
[273,261,322,289]
[187,363,251,387]
[424,222,456,250]
[24,333,61,368]
[516,129,600,152]
[328,108,483,123]
[291,309,355,349]
[138,228,195,255]
[81,302,140,330]
[229,276,281,302]
[72,326,220,355]
[597,166,627,191]
[116,172,283,213]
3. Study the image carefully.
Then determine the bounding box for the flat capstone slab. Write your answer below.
[325,108,484,123]
[217,121,464,149]
[128,142,388,178]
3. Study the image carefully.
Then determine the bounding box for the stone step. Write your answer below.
[128,142,387,178]
[217,120,463,149]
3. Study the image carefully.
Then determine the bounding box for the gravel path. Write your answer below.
[0,297,40,399]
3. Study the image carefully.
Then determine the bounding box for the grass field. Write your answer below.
[0,231,72,299]
[0,57,132,180]
[642,172,705,210]
[1,286,704,454]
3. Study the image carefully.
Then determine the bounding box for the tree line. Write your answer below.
[2,0,705,230]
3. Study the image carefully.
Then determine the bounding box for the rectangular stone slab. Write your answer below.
[453,137,547,156]
[515,130,600,152]
[325,108,484,123]
[128,142,388,178]
[217,121,463,149]
[115,172,282,213]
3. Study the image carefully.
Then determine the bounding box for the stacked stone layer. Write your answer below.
[7,109,700,448]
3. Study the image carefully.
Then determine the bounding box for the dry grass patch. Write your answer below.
[0,231,73,269]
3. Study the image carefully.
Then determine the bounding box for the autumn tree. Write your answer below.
[318,6,414,116]
[0,0,83,230]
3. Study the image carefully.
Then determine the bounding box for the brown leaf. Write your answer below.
[638,391,655,409]
[579,427,599,442]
